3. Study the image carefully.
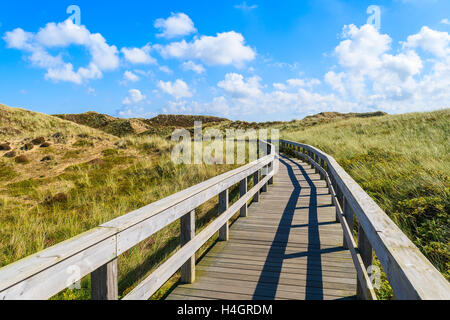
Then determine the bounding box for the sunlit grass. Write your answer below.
[282,109,450,298]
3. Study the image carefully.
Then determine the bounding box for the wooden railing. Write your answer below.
[280,139,450,300]
[0,141,276,300]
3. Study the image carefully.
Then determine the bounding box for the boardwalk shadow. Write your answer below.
[252,154,323,300]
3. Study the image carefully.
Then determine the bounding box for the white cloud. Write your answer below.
[441,18,450,25]
[181,60,205,74]
[403,26,450,57]
[159,65,173,74]
[87,87,96,95]
[154,13,197,39]
[158,79,193,99]
[325,24,449,113]
[122,89,146,105]
[3,28,33,49]
[218,73,262,99]
[335,24,391,74]
[325,71,346,95]
[36,20,119,71]
[272,78,320,92]
[123,70,140,83]
[273,83,287,91]
[194,24,449,119]
[118,106,155,118]
[155,31,256,67]
[121,44,156,64]
[3,19,119,84]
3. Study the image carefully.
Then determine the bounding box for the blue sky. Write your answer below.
[0,0,449,121]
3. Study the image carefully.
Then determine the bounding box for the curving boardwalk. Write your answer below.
[166,155,357,300]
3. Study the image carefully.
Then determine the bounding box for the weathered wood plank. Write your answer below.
[124,173,273,300]
[218,190,229,241]
[167,155,357,301]
[91,259,118,300]
[0,233,117,300]
[239,178,248,217]
[180,210,196,284]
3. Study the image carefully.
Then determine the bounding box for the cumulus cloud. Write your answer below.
[117,106,155,118]
[218,73,262,99]
[154,31,256,67]
[159,66,173,74]
[122,89,146,105]
[158,79,193,99]
[441,18,450,25]
[335,24,392,74]
[403,26,450,57]
[154,13,197,38]
[274,78,321,90]
[3,19,119,84]
[123,70,140,83]
[121,44,156,64]
[181,61,205,74]
[325,24,449,113]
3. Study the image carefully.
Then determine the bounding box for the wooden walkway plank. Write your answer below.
[166,155,357,300]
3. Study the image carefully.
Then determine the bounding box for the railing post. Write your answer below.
[180,210,196,284]
[342,197,354,249]
[268,161,274,185]
[357,225,373,299]
[219,189,229,241]
[261,165,268,192]
[240,178,248,217]
[253,170,260,202]
[91,259,118,300]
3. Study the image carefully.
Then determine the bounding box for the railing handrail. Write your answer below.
[280,139,450,300]
[0,140,276,300]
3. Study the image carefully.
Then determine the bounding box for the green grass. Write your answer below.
[282,109,450,297]
[0,133,244,299]
[1,103,448,300]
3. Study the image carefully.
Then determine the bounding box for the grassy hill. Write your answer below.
[0,104,238,300]
[0,104,119,183]
[282,109,450,297]
[55,112,228,137]
[0,103,448,300]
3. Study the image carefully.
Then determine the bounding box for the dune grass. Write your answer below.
[282,109,450,298]
[0,130,248,299]
[1,104,447,300]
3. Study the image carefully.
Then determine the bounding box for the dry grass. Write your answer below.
[1,103,447,300]
[282,109,450,298]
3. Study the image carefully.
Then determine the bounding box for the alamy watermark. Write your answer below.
[367,5,381,30]
[171,121,279,169]
[67,5,81,25]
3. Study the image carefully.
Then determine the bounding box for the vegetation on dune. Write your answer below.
[55,112,229,137]
[0,103,448,300]
[0,106,243,299]
[282,109,450,298]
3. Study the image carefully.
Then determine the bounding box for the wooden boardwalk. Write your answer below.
[167,155,357,300]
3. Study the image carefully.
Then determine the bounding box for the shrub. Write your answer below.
[102,149,119,157]
[31,137,45,145]
[73,139,94,148]
[41,156,53,162]
[0,143,11,150]
[21,143,34,151]
[4,151,16,158]
[15,155,29,164]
